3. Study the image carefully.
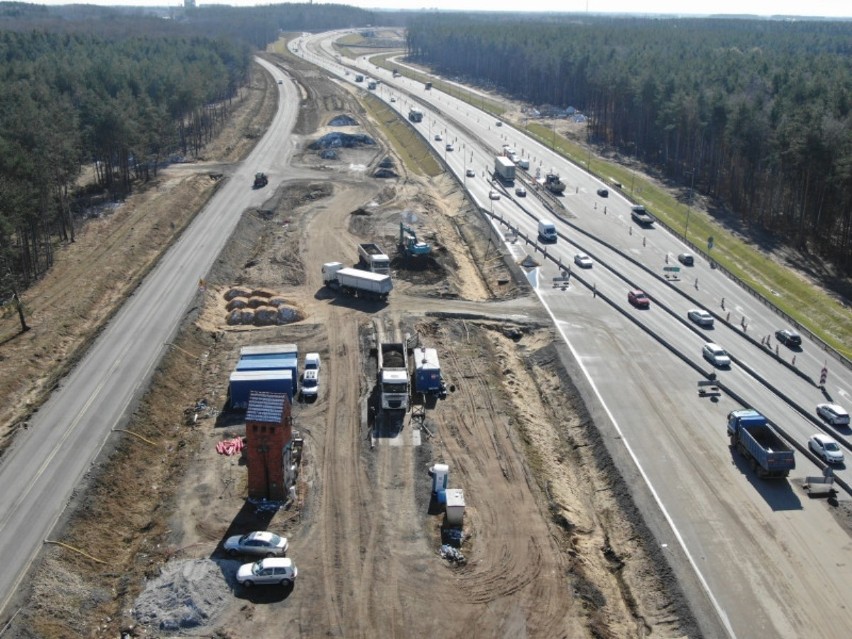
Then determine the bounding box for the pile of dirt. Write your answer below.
[133,558,240,632]
[308,132,375,150]
[327,114,358,126]
[223,287,301,326]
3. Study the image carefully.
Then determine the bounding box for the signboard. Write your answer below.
[663,266,680,272]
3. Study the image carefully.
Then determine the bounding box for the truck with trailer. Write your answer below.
[379,341,410,411]
[727,409,796,478]
[631,205,655,226]
[358,243,391,274]
[322,262,392,300]
[494,156,516,183]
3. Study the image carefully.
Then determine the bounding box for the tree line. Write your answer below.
[406,15,852,273]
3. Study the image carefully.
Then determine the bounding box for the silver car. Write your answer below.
[688,309,714,328]
[702,343,731,368]
[224,531,288,557]
[808,434,844,465]
[816,403,850,426]
[236,557,298,587]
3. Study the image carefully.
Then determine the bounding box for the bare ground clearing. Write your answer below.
[2,53,697,638]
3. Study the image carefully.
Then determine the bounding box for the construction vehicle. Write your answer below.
[399,222,431,256]
[358,243,391,274]
[322,262,392,300]
[727,409,796,479]
[253,172,268,189]
[378,341,410,411]
[543,172,566,194]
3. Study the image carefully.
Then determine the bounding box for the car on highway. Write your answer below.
[445,143,454,151]
[597,188,608,197]
[628,289,650,308]
[808,434,844,465]
[389,97,396,103]
[465,168,476,178]
[816,403,850,426]
[495,121,502,127]
[702,343,731,368]
[574,253,593,268]
[224,531,289,557]
[434,134,442,141]
[488,190,501,200]
[775,328,802,348]
[515,186,526,197]
[678,253,694,266]
[687,309,714,328]
[277,80,283,85]
[236,557,298,587]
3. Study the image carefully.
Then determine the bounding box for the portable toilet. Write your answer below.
[430,463,449,494]
[445,489,465,526]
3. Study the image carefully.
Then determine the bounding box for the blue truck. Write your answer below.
[727,409,795,478]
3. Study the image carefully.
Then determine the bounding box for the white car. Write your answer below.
[389,97,396,102]
[236,557,298,587]
[573,253,593,268]
[434,134,442,141]
[816,403,850,426]
[702,343,731,368]
[445,143,454,152]
[688,309,714,328]
[301,368,319,399]
[224,531,288,557]
[808,434,844,464]
[488,190,501,200]
[465,168,476,178]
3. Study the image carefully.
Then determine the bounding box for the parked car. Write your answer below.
[702,343,731,368]
[434,134,442,141]
[465,168,476,178]
[301,368,319,399]
[488,190,501,200]
[775,328,802,348]
[574,253,593,269]
[809,434,844,464]
[678,253,694,266]
[816,403,850,426]
[236,557,298,587]
[224,531,289,557]
[628,289,650,308]
[687,309,714,328]
[596,188,609,197]
[515,186,526,197]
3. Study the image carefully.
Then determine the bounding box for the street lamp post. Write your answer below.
[684,169,697,239]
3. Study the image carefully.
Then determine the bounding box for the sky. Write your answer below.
[27,1,852,19]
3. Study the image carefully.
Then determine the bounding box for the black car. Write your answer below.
[775,329,802,347]
[597,188,609,197]
[677,253,694,266]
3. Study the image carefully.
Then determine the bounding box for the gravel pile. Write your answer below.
[133,558,240,633]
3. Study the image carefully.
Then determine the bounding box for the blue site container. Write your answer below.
[229,369,293,409]
[414,347,442,393]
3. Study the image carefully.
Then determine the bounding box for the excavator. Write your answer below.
[399,222,431,256]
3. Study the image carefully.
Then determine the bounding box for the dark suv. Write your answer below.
[775,329,802,348]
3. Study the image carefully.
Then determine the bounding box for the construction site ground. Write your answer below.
[0,51,699,638]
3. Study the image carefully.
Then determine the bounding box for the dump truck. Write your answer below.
[727,409,796,479]
[631,205,655,226]
[322,262,392,300]
[358,243,391,274]
[379,341,410,411]
[494,156,516,183]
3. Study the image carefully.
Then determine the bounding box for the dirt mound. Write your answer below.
[133,558,239,632]
[308,132,375,150]
[328,114,358,126]
[223,287,301,326]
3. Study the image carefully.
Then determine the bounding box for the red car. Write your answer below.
[628,289,650,308]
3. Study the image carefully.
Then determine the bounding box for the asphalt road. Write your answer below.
[293,32,852,639]
[0,58,298,616]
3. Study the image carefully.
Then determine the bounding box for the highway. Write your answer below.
[0,59,299,617]
[292,32,852,639]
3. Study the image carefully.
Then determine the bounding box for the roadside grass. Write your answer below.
[360,93,442,178]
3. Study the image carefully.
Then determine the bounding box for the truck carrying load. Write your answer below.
[378,342,410,411]
[358,243,391,274]
[727,409,795,478]
[229,369,294,409]
[631,205,655,225]
[322,262,392,300]
[413,347,442,394]
[494,156,516,183]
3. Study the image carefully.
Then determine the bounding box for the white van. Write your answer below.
[538,220,557,243]
[304,352,321,371]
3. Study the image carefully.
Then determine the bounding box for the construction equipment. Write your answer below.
[399,222,431,256]
[253,172,268,189]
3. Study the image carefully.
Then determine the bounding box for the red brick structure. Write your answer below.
[245,391,293,501]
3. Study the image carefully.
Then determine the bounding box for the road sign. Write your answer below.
[663,266,681,272]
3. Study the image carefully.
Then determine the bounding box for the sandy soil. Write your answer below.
[1,51,698,639]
